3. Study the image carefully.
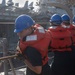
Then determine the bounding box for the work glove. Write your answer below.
[15,50,25,61]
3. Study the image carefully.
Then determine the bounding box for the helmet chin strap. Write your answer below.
[50,22,61,26]
[27,27,34,36]
[22,28,34,41]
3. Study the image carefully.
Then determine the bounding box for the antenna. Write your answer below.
[2,0,6,6]
[24,0,28,9]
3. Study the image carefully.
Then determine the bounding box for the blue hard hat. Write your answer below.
[50,14,62,25]
[73,16,75,23]
[14,14,35,33]
[61,14,70,21]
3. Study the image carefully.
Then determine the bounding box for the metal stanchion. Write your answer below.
[2,38,9,75]
[0,55,17,60]
[8,59,16,75]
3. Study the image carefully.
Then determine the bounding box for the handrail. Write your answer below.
[0,55,17,60]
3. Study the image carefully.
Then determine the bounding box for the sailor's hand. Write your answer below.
[15,51,25,61]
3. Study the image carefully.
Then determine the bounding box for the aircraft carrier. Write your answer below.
[0,0,75,75]
[0,0,75,21]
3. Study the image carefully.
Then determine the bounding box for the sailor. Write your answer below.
[72,16,75,64]
[61,14,75,75]
[14,14,51,75]
[61,14,71,28]
[48,14,73,75]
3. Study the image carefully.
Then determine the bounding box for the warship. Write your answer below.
[0,0,75,75]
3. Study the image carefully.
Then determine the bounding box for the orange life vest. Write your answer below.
[67,25,75,45]
[19,25,51,65]
[48,26,72,52]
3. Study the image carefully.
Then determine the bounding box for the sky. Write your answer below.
[0,0,37,7]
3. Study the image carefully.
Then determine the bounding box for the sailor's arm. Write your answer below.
[24,59,42,74]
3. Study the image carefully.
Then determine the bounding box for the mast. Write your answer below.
[2,0,6,6]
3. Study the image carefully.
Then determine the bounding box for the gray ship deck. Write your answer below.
[0,68,26,75]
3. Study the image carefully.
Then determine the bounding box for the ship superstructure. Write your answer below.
[36,0,75,20]
[0,0,34,21]
[0,0,75,22]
